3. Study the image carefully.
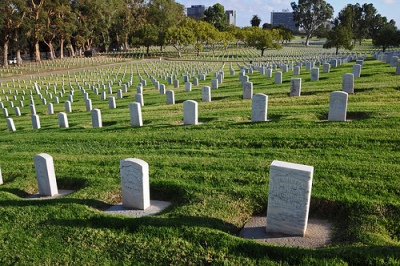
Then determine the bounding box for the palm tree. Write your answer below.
[251,15,261,27]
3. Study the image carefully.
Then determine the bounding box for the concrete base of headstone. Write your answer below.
[104,200,172,217]
[26,189,74,199]
[240,216,332,248]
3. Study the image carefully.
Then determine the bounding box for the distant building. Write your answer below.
[186,5,206,20]
[225,10,236,26]
[186,5,236,26]
[271,10,299,32]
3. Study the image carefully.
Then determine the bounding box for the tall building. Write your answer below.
[225,10,236,26]
[271,10,299,32]
[186,5,206,20]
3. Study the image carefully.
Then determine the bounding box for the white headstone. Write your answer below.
[34,153,58,196]
[185,82,192,92]
[91,109,102,128]
[323,63,330,73]
[32,114,41,129]
[251,93,268,122]
[243,82,253,99]
[183,100,198,125]
[328,91,348,121]
[135,93,144,106]
[159,84,166,95]
[290,78,301,97]
[274,71,282,84]
[352,64,361,78]
[58,112,69,128]
[0,167,3,185]
[6,118,16,131]
[173,79,179,88]
[342,73,354,94]
[120,158,150,210]
[266,68,273,78]
[166,90,175,105]
[65,101,72,113]
[85,99,92,111]
[47,103,54,114]
[211,78,218,89]
[108,96,116,109]
[15,107,21,116]
[202,86,211,102]
[310,67,319,81]
[266,160,313,236]
[294,66,301,76]
[129,102,143,127]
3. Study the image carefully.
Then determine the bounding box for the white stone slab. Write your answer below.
[266,160,314,236]
[328,91,348,121]
[120,158,150,210]
[243,82,253,99]
[251,93,268,122]
[342,73,354,94]
[183,100,198,125]
[129,102,143,127]
[34,153,58,197]
[290,78,301,97]
[91,109,102,128]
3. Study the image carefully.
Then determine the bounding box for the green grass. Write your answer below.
[1,53,400,265]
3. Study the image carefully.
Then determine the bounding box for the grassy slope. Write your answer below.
[0,55,400,265]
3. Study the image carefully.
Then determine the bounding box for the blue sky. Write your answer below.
[175,0,399,28]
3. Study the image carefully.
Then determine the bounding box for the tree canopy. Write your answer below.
[202,3,228,31]
[291,0,334,46]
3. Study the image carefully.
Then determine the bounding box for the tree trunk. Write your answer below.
[3,41,9,67]
[60,39,65,58]
[305,34,311,46]
[49,43,55,60]
[146,45,150,55]
[68,44,75,57]
[261,48,265,56]
[335,47,339,55]
[34,41,41,62]
[16,49,23,66]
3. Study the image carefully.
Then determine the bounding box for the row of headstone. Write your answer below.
[31,152,151,211]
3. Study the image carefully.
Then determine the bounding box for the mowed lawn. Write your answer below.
[0,53,400,265]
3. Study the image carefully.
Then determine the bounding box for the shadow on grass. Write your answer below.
[317,111,371,121]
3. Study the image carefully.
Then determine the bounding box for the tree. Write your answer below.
[27,0,46,62]
[111,0,146,51]
[147,0,185,50]
[323,19,353,55]
[165,19,195,57]
[262,23,273,30]
[250,15,261,27]
[243,27,281,56]
[275,25,294,44]
[373,22,400,52]
[0,0,27,66]
[337,3,379,45]
[203,3,228,31]
[291,0,334,46]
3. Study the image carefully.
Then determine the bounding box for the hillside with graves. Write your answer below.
[0,46,400,264]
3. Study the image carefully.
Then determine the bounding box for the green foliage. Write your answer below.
[250,15,262,27]
[291,0,334,46]
[202,3,228,32]
[373,23,400,52]
[242,27,282,56]
[323,19,354,54]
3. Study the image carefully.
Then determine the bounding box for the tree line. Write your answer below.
[1,0,399,67]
